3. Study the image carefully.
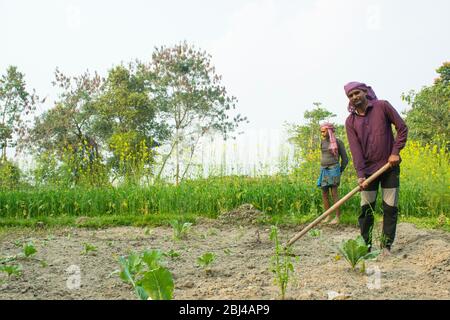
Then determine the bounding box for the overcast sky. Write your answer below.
[1,0,449,170]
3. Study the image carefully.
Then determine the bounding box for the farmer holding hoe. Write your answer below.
[344,82,408,255]
[317,123,348,225]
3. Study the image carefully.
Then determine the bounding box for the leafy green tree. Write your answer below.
[402,62,450,150]
[0,159,22,190]
[94,62,169,184]
[0,66,39,161]
[150,42,247,184]
[30,68,107,186]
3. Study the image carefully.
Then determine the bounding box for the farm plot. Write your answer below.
[0,216,449,300]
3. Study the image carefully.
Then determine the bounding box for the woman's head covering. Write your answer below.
[344,82,378,113]
[320,122,338,157]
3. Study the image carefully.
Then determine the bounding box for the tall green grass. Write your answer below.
[0,140,448,227]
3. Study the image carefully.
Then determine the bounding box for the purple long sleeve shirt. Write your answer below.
[345,100,408,179]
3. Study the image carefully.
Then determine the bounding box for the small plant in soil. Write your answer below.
[118,249,174,300]
[170,220,192,240]
[197,252,216,274]
[163,249,180,259]
[338,235,380,272]
[23,242,37,258]
[82,243,98,255]
[270,225,297,300]
[1,241,38,264]
[371,225,390,251]
[0,264,22,278]
[308,229,321,238]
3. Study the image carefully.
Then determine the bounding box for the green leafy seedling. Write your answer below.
[118,252,144,285]
[270,225,297,300]
[118,249,174,300]
[223,248,232,255]
[197,252,216,274]
[140,267,174,300]
[338,235,380,272]
[0,264,23,278]
[170,220,192,240]
[308,229,321,238]
[82,243,97,255]
[23,242,37,258]
[163,249,180,259]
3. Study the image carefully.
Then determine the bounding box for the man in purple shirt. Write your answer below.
[344,82,408,255]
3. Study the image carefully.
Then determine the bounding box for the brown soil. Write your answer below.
[0,217,449,300]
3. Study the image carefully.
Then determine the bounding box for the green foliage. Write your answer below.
[94,63,168,185]
[0,140,448,223]
[270,225,296,300]
[170,220,192,240]
[0,66,38,161]
[163,249,180,259]
[30,69,107,187]
[0,264,22,278]
[308,229,321,238]
[151,41,247,184]
[82,243,97,255]
[23,241,37,257]
[402,62,450,151]
[338,235,380,271]
[141,267,174,300]
[196,252,216,270]
[0,160,22,190]
[118,249,174,300]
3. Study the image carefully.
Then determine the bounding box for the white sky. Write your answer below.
[1,0,449,171]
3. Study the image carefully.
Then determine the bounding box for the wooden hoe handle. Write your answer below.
[285,162,392,248]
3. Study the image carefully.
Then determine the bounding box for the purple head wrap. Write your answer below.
[344,82,378,113]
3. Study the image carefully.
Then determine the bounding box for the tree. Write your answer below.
[0,66,39,161]
[30,68,107,186]
[0,160,22,190]
[150,42,247,184]
[93,62,169,184]
[402,62,450,150]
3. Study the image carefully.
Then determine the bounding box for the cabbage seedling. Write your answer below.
[0,264,22,278]
[197,252,216,274]
[338,235,380,272]
[118,249,174,300]
[163,249,180,259]
[23,242,37,258]
[308,229,321,238]
[170,220,192,240]
[82,243,97,255]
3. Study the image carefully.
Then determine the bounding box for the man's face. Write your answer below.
[347,89,367,108]
[320,128,328,139]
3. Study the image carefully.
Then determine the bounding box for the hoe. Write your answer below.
[285,162,392,248]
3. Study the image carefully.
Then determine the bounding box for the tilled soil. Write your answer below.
[0,220,449,300]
